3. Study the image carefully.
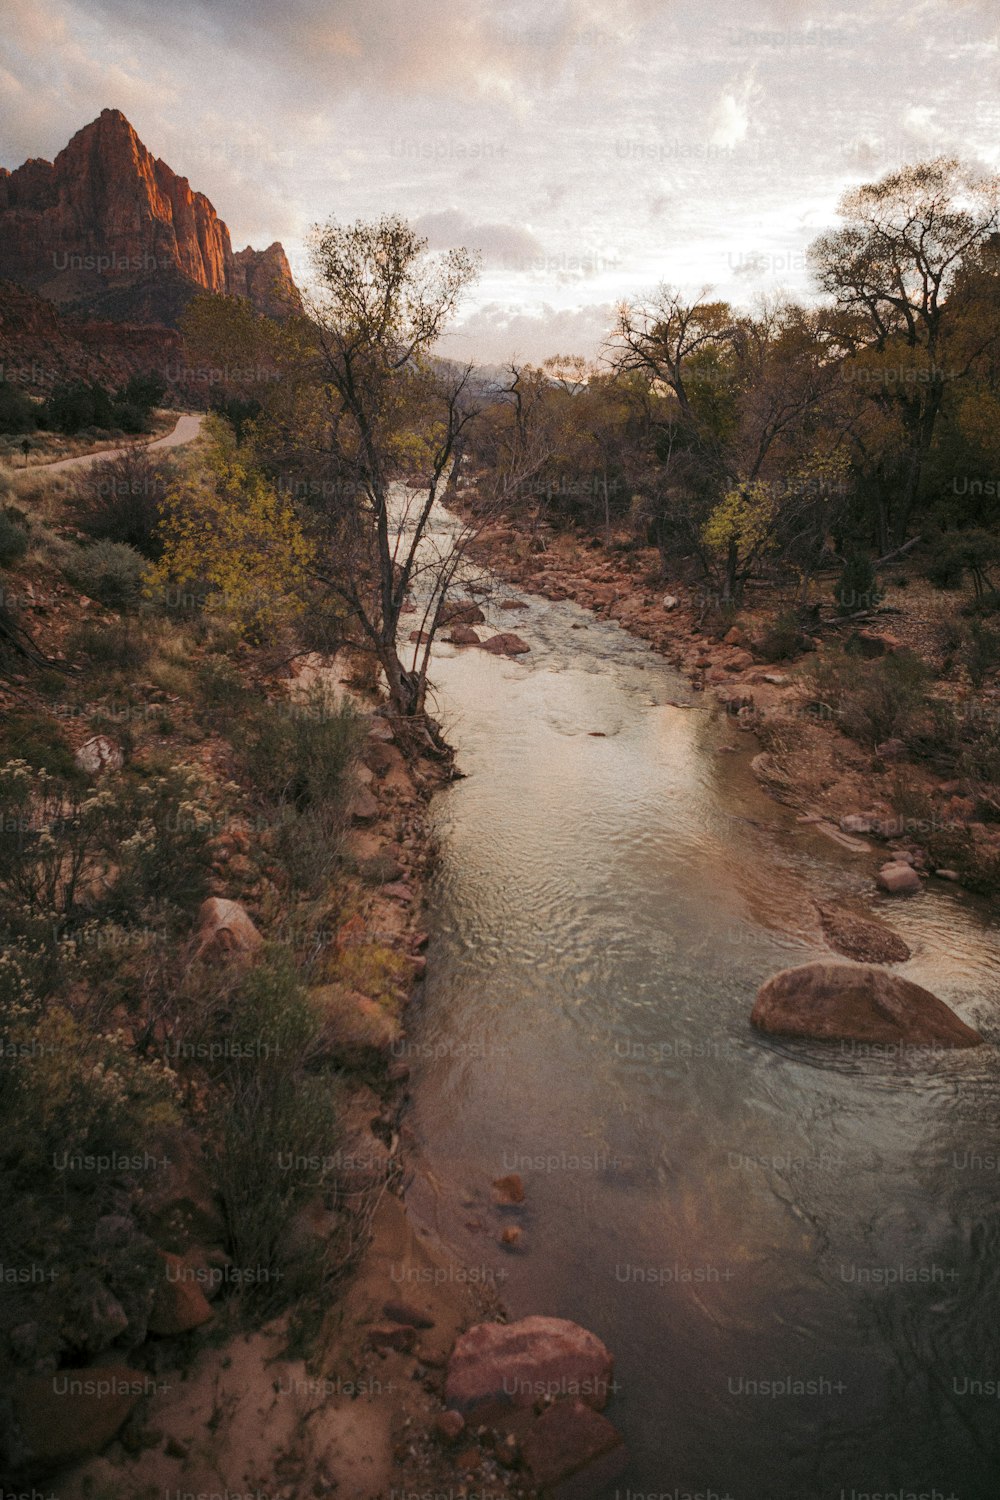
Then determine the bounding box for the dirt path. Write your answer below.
[35,411,203,474]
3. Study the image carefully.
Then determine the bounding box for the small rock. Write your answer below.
[499,599,529,611]
[383,1299,435,1329]
[349,786,380,824]
[816,905,910,964]
[500,1226,524,1251]
[491,1173,525,1206]
[661,595,679,610]
[935,868,961,882]
[876,862,922,895]
[724,626,744,645]
[13,1366,146,1470]
[480,633,530,656]
[445,1316,615,1415]
[522,1399,629,1497]
[440,601,486,627]
[445,625,481,645]
[876,737,907,761]
[434,1410,465,1444]
[75,735,124,776]
[148,1252,214,1337]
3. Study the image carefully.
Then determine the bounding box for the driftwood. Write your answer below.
[873,536,922,569]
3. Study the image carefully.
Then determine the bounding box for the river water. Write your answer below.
[401,515,1000,1500]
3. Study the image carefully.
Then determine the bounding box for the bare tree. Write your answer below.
[303,216,483,739]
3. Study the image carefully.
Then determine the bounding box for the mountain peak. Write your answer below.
[0,111,301,327]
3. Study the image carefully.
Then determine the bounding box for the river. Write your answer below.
[400,507,1000,1500]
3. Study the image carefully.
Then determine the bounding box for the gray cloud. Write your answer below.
[412,210,546,270]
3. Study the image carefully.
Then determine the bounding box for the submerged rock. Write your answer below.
[751,962,982,1048]
[491,1172,525,1206]
[445,624,481,645]
[440,601,486,626]
[816,905,910,964]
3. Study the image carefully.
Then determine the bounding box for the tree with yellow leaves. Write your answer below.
[146,417,315,640]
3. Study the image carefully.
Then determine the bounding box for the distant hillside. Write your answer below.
[0,280,181,398]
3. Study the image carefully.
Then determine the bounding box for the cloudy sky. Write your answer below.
[2,0,999,362]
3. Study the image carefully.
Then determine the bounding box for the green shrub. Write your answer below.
[756,611,806,662]
[0,759,213,937]
[0,381,38,436]
[0,510,29,569]
[834,549,880,615]
[808,648,931,746]
[212,957,346,1307]
[962,620,1000,689]
[66,618,151,671]
[237,687,362,814]
[0,1005,179,1178]
[70,448,169,559]
[0,712,78,779]
[62,540,146,611]
[924,530,1000,596]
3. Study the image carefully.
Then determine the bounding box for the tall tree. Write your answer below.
[809,158,1000,546]
[303,216,480,733]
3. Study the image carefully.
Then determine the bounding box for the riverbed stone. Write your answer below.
[491,1172,525,1205]
[440,601,486,626]
[445,624,481,645]
[815,905,910,964]
[876,861,922,894]
[751,961,983,1048]
[521,1399,628,1498]
[444,1316,614,1415]
[480,632,530,656]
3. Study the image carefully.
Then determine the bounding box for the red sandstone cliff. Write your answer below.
[0,110,301,327]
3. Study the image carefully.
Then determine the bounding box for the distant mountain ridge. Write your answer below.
[0,109,301,328]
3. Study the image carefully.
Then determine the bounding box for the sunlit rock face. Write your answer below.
[0,109,301,327]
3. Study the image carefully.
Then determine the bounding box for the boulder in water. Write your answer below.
[480,632,530,656]
[751,961,982,1048]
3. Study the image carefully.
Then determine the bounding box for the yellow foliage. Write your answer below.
[702,480,778,556]
[147,420,316,638]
